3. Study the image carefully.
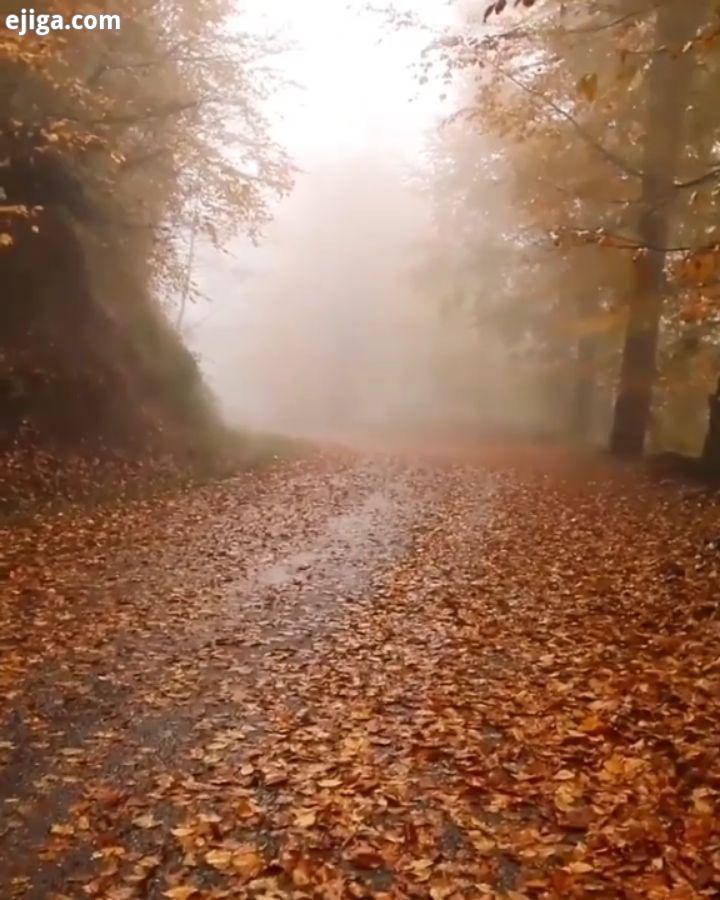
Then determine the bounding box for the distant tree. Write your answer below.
[402,0,720,454]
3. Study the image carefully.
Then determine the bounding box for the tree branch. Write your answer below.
[549,1,668,36]
[554,226,719,254]
[491,63,642,179]
[480,1,665,46]
[537,175,641,207]
[674,165,720,190]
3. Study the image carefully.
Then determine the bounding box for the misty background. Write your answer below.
[183,0,524,441]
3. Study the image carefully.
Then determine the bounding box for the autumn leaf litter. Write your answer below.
[1,448,719,898]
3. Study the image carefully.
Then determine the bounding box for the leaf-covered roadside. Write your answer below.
[1,449,719,898]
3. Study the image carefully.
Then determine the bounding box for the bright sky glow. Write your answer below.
[189,0,456,408]
[239,0,452,162]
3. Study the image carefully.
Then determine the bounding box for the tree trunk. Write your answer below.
[570,333,597,440]
[609,1,706,457]
[569,294,599,441]
[702,377,720,471]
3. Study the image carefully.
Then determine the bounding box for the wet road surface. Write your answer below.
[1,449,719,898]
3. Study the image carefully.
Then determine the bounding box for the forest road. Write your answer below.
[1,447,719,898]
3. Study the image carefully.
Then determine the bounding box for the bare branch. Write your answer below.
[550,1,668,36]
[674,165,720,191]
[490,63,642,179]
[554,226,719,255]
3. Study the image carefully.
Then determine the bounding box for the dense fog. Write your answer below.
[175,0,718,456]
[177,1,534,442]
[187,154,522,441]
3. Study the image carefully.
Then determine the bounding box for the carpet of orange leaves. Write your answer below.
[0,447,719,898]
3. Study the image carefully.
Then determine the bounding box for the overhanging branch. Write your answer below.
[492,63,642,179]
[674,165,720,190]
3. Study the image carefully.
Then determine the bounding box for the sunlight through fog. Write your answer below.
[187,0,510,441]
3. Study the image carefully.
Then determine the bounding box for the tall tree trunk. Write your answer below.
[570,333,597,441]
[609,1,706,457]
[176,202,199,332]
[569,294,599,441]
[702,377,720,471]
